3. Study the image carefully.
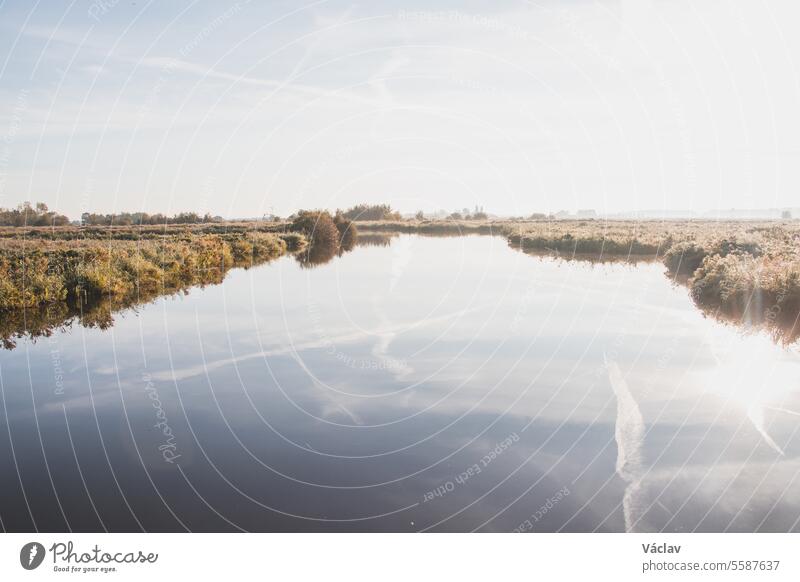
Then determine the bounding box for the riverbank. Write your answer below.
[3,217,799,344]
[360,219,800,342]
[0,223,306,311]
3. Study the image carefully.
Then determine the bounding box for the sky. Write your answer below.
[1,0,799,219]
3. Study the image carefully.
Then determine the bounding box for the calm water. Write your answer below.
[1,234,799,532]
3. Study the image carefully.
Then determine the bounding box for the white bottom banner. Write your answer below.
[0,533,796,581]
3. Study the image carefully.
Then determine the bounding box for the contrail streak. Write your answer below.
[606,356,646,532]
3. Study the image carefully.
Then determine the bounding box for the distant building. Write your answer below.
[575,209,597,219]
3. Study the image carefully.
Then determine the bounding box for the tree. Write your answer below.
[0,201,70,226]
[415,210,425,221]
[340,204,401,221]
[76,209,221,226]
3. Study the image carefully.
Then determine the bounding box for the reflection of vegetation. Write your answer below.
[357,220,497,235]
[1,302,73,350]
[1,294,149,350]
[355,233,399,247]
[334,212,357,250]
[295,241,340,268]
[0,278,226,350]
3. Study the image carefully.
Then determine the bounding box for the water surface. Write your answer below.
[1,234,799,532]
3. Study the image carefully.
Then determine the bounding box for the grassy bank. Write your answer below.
[0,224,304,311]
[0,216,368,348]
[3,216,799,346]
[360,218,800,341]
[509,220,800,341]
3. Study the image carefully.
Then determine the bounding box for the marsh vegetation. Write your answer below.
[504,220,800,341]
[2,207,799,346]
[0,222,307,347]
[360,218,800,343]
[0,210,363,348]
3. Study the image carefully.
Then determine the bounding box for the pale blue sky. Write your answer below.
[1,0,799,218]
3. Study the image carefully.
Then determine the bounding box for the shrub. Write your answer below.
[280,232,306,251]
[664,241,707,276]
[291,210,339,248]
[712,238,762,258]
[229,239,255,262]
[249,233,287,259]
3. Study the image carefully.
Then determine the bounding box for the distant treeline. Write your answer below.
[339,204,401,221]
[80,211,223,226]
[0,202,70,226]
[0,201,229,227]
[3,201,498,227]
[446,210,488,220]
